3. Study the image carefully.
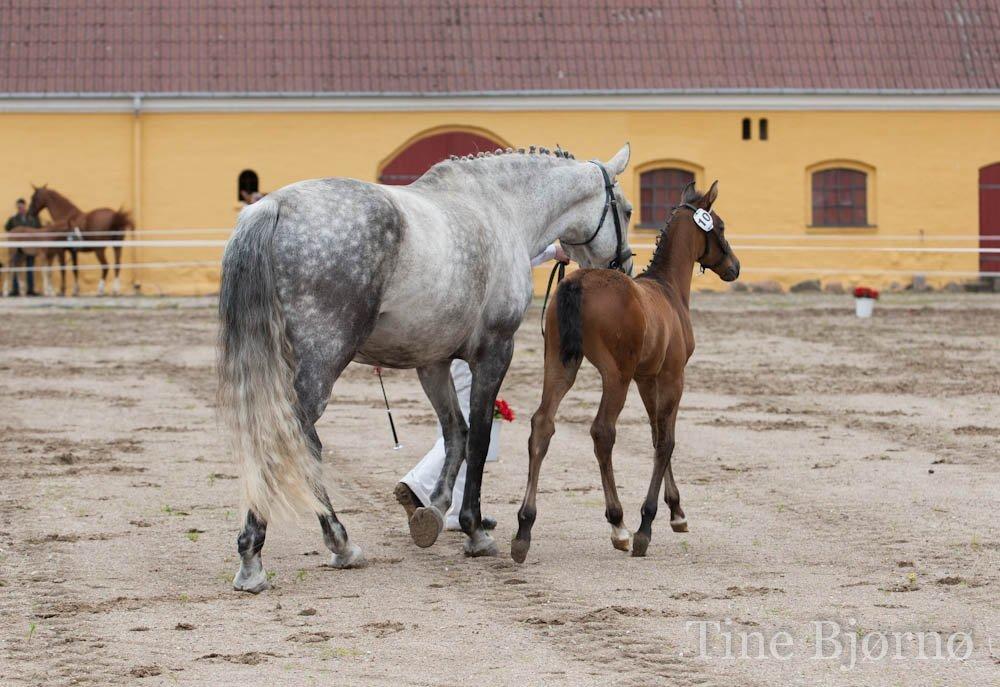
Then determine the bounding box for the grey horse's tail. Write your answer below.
[218,198,325,522]
[556,278,584,366]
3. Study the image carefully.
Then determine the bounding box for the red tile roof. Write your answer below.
[1,1,998,95]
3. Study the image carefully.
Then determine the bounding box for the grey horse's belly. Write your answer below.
[354,310,471,369]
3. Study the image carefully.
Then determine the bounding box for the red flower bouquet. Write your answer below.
[494,399,515,422]
[853,286,880,300]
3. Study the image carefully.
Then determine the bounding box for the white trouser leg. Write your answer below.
[400,438,468,531]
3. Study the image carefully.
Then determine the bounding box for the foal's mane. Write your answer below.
[638,190,706,278]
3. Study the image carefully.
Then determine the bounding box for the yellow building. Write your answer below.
[2,2,999,295]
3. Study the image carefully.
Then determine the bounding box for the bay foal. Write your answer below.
[512,181,740,562]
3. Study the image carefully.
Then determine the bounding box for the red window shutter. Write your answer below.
[640,168,695,228]
[379,131,504,185]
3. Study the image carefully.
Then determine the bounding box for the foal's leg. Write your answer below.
[511,352,580,563]
[591,370,632,553]
[456,338,514,557]
[111,245,122,295]
[58,252,67,296]
[70,251,80,296]
[1,251,10,297]
[95,247,109,295]
[632,380,683,557]
[407,361,467,547]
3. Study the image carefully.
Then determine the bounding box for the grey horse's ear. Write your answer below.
[703,180,719,208]
[606,143,630,176]
[681,181,698,204]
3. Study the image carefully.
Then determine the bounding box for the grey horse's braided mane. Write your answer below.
[445,144,576,163]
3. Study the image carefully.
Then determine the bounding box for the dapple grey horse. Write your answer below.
[218,144,634,592]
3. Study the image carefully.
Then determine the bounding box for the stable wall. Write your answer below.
[2,108,996,295]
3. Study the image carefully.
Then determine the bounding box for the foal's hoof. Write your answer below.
[233,567,270,594]
[670,518,689,533]
[510,537,530,564]
[463,532,499,558]
[328,543,367,569]
[409,506,444,548]
[631,532,650,558]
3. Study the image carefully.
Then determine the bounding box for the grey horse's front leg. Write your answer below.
[459,340,514,557]
[408,361,468,548]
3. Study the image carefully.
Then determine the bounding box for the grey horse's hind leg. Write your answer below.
[459,339,515,557]
[234,510,269,593]
[408,361,467,547]
[295,354,367,570]
[232,340,369,591]
[305,426,365,569]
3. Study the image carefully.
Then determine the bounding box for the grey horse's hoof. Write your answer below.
[464,532,499,557]
[233,566,270,594]
[409,506,445,548]
[670,517,689,533]
[328,543,367,569]
[510,537,530,564]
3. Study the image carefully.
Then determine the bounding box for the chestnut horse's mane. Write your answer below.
[638,189,707,279]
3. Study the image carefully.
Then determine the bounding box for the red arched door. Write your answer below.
[981,163,1000,275]
[379,131,504,185]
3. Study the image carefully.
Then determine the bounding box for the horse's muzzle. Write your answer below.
[721,261,740,282]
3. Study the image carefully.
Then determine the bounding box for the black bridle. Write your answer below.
[562,161,632,272]
[540,162,632,335]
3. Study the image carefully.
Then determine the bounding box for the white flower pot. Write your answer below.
[855,297,875,318]
[486,419,503,463]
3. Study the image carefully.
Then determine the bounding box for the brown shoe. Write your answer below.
[394,482,422,520]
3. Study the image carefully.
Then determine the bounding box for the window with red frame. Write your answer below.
[812,168,868,226]
[639,168,695,228]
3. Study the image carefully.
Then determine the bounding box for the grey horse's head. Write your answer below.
[558,143,634,275]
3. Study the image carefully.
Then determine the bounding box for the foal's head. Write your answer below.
[675,181,740,282]
[27,185,49,217]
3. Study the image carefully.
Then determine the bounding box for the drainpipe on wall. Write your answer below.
[131,93,142,292]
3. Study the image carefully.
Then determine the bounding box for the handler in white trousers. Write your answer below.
[395,242,570,530]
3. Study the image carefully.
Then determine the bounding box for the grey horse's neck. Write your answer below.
[415,152,600,256]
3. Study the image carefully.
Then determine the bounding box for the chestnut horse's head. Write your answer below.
[678,180,740,282]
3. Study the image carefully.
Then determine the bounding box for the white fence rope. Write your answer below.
[2,235,998,280]
[4,238,1000,253]
[0,260,219,274]
[5,229,1000,241]
[2,260,998,280]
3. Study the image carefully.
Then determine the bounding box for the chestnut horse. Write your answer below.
[512,181,740,563]
[2,219,76,296]
[28,185,133,295]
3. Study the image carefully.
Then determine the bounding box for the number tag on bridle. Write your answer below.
[693,208,714,232]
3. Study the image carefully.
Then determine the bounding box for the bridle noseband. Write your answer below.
[562,161,632,272]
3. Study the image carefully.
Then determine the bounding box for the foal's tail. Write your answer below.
[217,198,325,522]
[556,278,584,366]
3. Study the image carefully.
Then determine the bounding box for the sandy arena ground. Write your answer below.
[0,293,997,686]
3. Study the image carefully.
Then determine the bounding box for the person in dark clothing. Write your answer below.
[4,198,41,296]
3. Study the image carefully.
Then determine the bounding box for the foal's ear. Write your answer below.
[606,143,630,176]
[703,180,719,209]
[681,181,698,204]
